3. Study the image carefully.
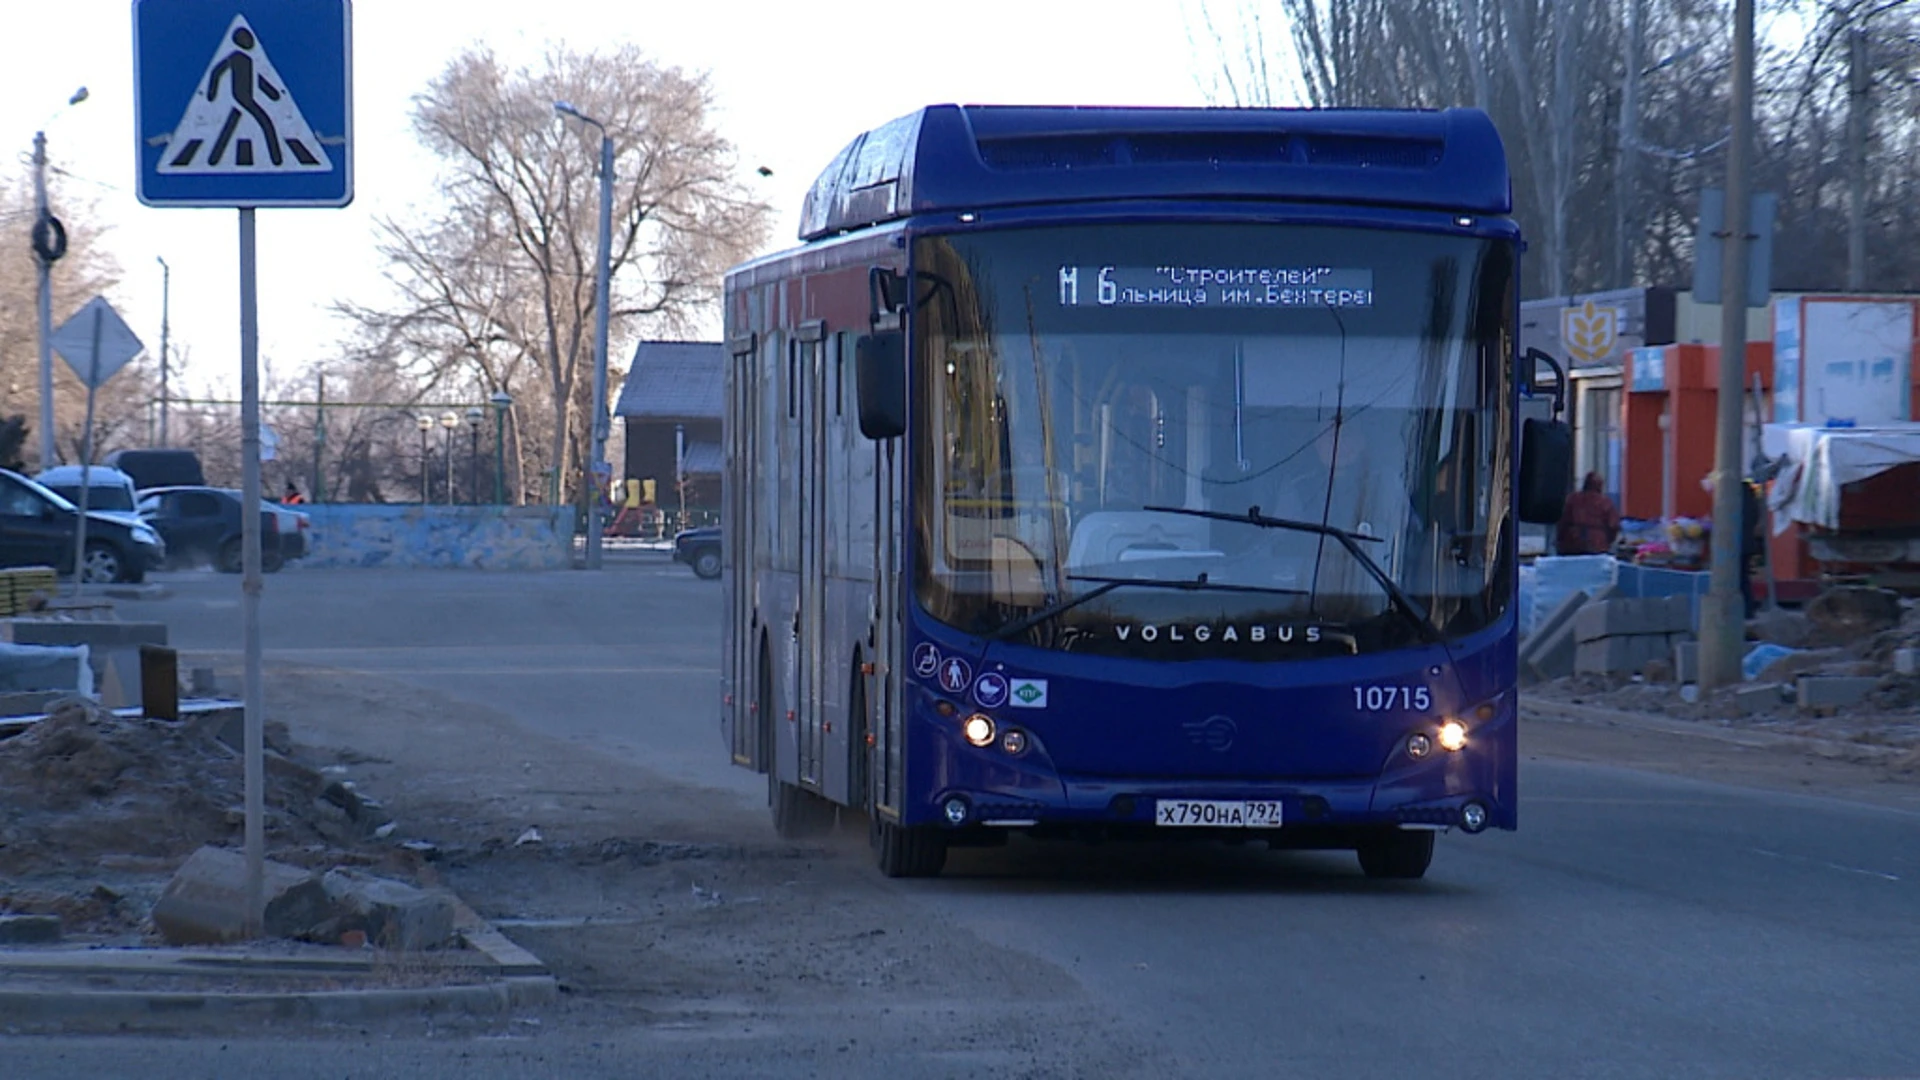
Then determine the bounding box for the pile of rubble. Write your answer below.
[1527,585,1920,748]
[0,698,449,947]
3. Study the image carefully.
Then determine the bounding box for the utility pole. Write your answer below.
[1847,26,1870,291]
[556,101,613,570]
[157,257,171,445]
[1699,0,1755,691]
[33,132,56,469]
[1613,0,1642,289]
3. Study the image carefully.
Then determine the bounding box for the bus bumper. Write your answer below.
[910,701,1516,838]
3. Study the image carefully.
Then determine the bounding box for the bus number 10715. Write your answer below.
[1354,685,1431,712]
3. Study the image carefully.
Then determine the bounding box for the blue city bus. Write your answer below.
[721,105,1572,878]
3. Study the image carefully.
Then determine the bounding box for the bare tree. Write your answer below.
[337,45,771,504]
[0,170,165,467]
[1188,0,1920,298]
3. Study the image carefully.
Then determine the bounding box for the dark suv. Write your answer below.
[0,469,165,583]
[104,448,205,491]
[672,525,721,579]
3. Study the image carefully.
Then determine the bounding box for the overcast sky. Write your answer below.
[1,1,1230,400]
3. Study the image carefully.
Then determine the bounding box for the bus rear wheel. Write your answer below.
[871,814,947,878]
[771,777,836,839]
[1356,830,1434,880]
[761,643,835,840]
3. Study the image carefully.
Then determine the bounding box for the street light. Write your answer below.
[33,85,88,469]
[490,390,513,505]
[416,415,434,503]
[555,100,613,570]
[439,411,459,506]
[465,407,484,505]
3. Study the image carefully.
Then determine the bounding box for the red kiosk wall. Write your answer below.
[1623,343,1773,523]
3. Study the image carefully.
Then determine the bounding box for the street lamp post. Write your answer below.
[157,256,171,445]
[465,407,483,505]
[33,86,88,469]
[439,411,458,506]
[490,390,512,505]
[416,415,433,503]
[555,101,613,570]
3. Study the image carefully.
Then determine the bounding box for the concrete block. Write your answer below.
[1734,683,1785,714]
[0,914,63,944]
[319,869,457,950]
[1527,618,1580,681]
[1673,640,1699,685]
[1575,598,1683,643]
[1576,632,1674,676]
[1574,599,1629,643]
[95,648,145,709]
[1650,595,1696,635]
[0,689,64,716]
[0,642,90,695]
[1525,590,1589,658]
[0,620,167,650]
[1796,676,1879,710]
[1895,648,1919,677]
[151,846,330,946]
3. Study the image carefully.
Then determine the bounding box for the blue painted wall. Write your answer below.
[297,506,577,570]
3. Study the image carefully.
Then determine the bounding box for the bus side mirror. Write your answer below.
[1517,417,1573,524]
[856,330,906,440]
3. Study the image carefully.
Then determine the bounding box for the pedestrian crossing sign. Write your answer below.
[158,15,331,175]
[135,0,352,207]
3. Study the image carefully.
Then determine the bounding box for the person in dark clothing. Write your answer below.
[1739,479,1764,617]
[1556,472,1620,555]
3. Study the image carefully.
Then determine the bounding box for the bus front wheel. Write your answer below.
[1356,830,1434,880]
[871,814,947,878]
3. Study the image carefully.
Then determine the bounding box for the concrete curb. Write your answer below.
[0,975,556,1029]
[1524,697,1912,762]
[0,901,555,1029]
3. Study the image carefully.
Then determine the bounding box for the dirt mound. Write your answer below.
[0,699,356,887]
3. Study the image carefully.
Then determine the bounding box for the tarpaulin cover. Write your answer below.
[1762,422,1920,530]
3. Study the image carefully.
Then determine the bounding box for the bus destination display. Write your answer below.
[1057,265,1374,309]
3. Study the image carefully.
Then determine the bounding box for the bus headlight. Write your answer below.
[1438,720,1468,752]
[963,714,995,747]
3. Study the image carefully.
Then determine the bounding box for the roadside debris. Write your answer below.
[1527,586,1920,754]
[0,697,421,941]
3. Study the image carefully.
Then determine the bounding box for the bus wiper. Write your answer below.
[987,571,1307,642]
[1141,505,1441,645]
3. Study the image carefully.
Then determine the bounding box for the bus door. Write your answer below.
[873,432,902,814]
[726,334,758,768]
[797,322,829,789]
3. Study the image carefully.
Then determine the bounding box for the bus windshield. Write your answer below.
[911,222,1517,659]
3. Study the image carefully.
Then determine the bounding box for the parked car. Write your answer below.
[672,525,721,579]
[0,468,165,583]
[253,493,311,562]
[136,486,289,573]
[104,448,205,492]
[35,465,143,525]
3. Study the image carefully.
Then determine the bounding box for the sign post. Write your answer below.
[48,297,146,595]
[135,0,352,936]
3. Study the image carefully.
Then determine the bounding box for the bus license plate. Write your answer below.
[1155,800,1284,828]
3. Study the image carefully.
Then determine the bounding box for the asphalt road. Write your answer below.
[11,559,1919,1079]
